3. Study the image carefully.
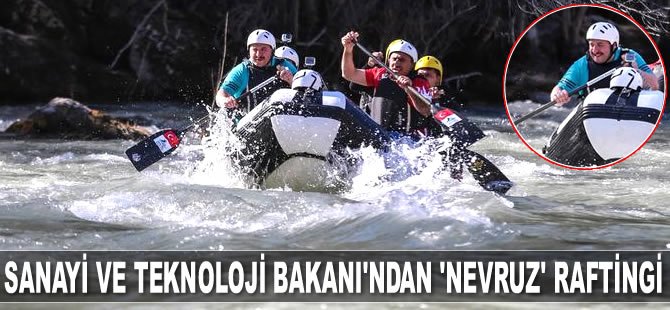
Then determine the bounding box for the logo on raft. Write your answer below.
[434,109,462,128]
[153,131,180,153]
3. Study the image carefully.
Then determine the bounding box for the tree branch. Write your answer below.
[109,0,166,69]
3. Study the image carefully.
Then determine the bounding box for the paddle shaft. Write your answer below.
[240,76,278,101]
[513,67,618,126]
[355,41,487,148]
[126,75,283,172]
[355,42,510,191]
[180,76,279,135]
[354,42,432,109]
[177,115,211,136]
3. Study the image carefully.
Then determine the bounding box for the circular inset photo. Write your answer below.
[504,4,666,170]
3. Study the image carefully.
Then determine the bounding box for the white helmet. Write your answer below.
[247,29,276,50]
[274,46,299,68]
[610,67,643,90]
[385,39,418,63]
[291,69,323,91]
[586,22,619,47]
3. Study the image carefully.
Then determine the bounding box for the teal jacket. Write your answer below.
[557,48,651,92]
[220,57,298,99]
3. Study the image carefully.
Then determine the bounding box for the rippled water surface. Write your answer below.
[0,102,668,307]
[1,101,668,252]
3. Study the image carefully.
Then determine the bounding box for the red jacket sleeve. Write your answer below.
[364,67,384,88]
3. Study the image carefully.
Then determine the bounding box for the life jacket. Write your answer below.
[368,71,429,133]
[585,49,626,92]
[241,59,288,111]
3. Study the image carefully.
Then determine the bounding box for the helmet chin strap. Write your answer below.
[608,43,618,62]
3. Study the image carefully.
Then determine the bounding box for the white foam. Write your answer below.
[30,152,76,165]
[183,111,248,188]
[82,153,127,162]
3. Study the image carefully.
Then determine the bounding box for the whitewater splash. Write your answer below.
[175,109,505,197]
[9,103,669,251]
[82,108,499,241]
[185,109,249,189]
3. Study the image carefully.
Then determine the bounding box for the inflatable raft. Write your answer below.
[543,88,663,166]
[233,88,390,191]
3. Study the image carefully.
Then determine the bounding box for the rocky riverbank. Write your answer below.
[5,97,150,139]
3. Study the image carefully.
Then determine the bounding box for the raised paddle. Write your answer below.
[513,67,618,126]
[125,76,278,172]
[224,75,280,122]
[355,41,512,194]
[354,41,485,148]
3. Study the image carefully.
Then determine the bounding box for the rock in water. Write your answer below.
[5,97,150,140]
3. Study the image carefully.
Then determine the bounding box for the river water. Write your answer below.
[0,101,668,306]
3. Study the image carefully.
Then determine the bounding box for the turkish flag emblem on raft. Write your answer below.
[434,108,462,128]
[125,129,183,172]
[153,130,181,153]
[163,131,180,147]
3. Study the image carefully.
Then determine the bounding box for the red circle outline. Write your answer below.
[502,3,668,171]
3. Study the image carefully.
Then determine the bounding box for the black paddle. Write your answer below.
[223,76,280,122]
[125,77,278,172]
[513,67,618,126]
[125,116,208,172]
[462,149,513,194]
[355,41,511,194]
[440,144,513,195]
